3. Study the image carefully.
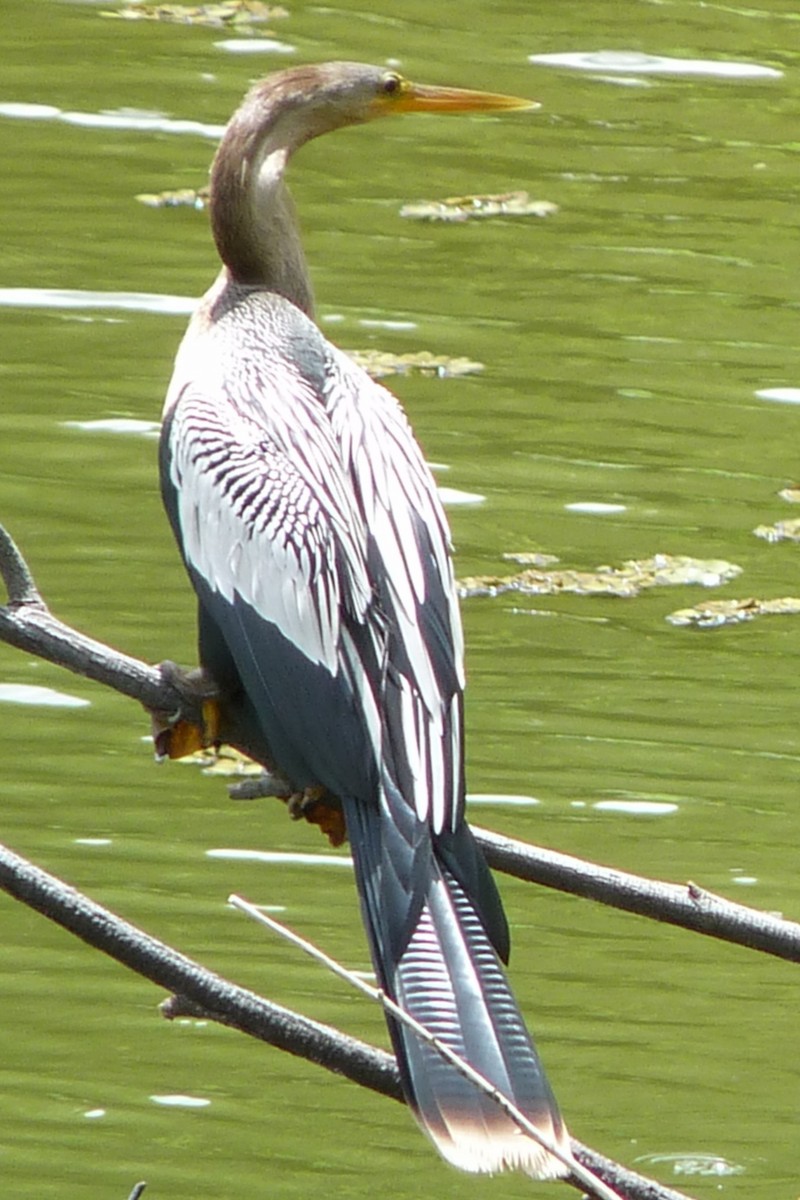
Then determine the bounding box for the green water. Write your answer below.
[1,1,798,1197]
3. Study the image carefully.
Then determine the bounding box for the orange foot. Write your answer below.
[288,786,347,848]
[150,662,221,760]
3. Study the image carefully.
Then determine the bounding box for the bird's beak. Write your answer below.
[393,82,538,115]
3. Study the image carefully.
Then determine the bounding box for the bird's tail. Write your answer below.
[343,791,571,1179]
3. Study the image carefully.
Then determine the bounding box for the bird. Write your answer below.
[159,61,571,1179]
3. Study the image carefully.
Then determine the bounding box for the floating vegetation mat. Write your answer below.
[176,743,262,775]
[400,191,558,223]
[459,553,741,599]
[139,189,557,223]
[347,349,483,380]
[667,596,800,629]
[102,1,287,25]
[137,187,208,209]
[753,516,800,543]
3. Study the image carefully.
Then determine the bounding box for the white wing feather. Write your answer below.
[164,293,464,832]
[322,344,466,832]
[166,355,372,675]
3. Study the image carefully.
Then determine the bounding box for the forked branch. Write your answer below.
[0,524,196,720]
[1,521,797,960]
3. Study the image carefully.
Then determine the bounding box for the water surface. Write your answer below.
[1,3,798,1198]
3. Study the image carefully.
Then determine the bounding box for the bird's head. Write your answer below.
[209,62,536,299]
[240,61,538,149]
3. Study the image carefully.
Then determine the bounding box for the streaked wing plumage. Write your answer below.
[163,287,465,832]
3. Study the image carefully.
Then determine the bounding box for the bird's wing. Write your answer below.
[162,295,465,831]
[164,372,372,675]
[162,314,387,800]
[322,343,466,833]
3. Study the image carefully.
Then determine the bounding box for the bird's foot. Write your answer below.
[288,786,347,848]
[149,663,347,847]
[227,772,346,846]
[150,661,222,761]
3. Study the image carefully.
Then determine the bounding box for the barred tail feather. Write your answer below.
[393,868,570,1177]
[343,796,571,1178]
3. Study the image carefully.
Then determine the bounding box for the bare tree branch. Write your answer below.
[0,524,737,1200]
[1,522,797,963]
[0,840,398,1101]
[475,827,800,963]
[0,839,694,1200]
[0,524,195,720]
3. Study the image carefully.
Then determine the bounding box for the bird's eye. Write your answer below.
[381,73,403,97]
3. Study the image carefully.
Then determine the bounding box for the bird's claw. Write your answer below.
[150,661,222,761]
[287,786,347,847]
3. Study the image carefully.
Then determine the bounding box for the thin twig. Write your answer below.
[0,840,695,1200]
[229,894,621,1200]
[475,827,800,963]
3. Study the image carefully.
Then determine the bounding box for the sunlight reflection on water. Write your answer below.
[529,50,782,79]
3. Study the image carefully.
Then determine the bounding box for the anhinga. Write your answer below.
[160,61,570,1178]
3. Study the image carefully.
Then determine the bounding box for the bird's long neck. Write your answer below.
[209,108,315,317]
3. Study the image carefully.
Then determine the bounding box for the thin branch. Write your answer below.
[0,526,785,1193]
[2,521,797,963]
[1,522,797,963]
[0,839,399,1099]
[571,1147,693,1200]
[0,840,695,1200]
[0,524,41,605]
[475,827,800,963]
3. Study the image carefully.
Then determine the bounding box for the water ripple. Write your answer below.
[207,848,353,868]
[215,38,295,55]
[0,683,89,708]
[0,101,224,138]
[635,1152,745,1177]
[529,50,782,79]
[0,287,195,315]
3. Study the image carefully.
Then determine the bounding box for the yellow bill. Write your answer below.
[398,81,539,114]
